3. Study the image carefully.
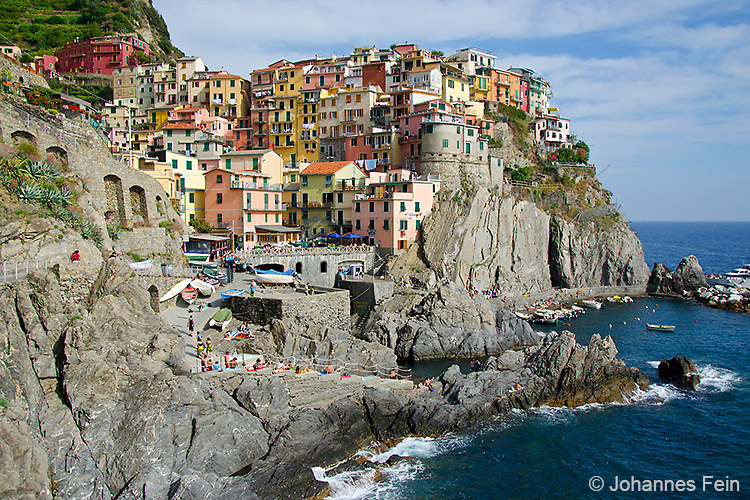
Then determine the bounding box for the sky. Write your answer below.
[153,0,750,221]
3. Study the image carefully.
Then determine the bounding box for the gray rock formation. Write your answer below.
[364,285,538,361]
[647,255,707,296]
[0,261,648,500]
[658,356,700,390]
[549,215,650,288]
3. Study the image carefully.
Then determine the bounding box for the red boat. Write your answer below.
[181,286,198,305]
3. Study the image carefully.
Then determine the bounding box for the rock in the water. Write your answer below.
[647,255,707,296]
[658,356,700,390]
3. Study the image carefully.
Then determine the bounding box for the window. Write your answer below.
[171,159,178,169]
[448,79,455,88]
[400,202,406,212]
[468,129,474,137]
[383,220,389,230]
[457,126,461,134]
[320,261,328,273]
[275,214,280,222]
[225,159,231,169]
[415,202,421,212]
[252,157,259,170]
[325,175,332,186]
[189,192,195,203]
[203,142,209,151]
[186,160,192,170]
[384,201,389,212]
[247,213,252,222]
[400,220,409,230]
[189,214,195,221]
[291,174,296,182]
[217,213,223,225]
[246,192,251,207]
[346,95,352,103]
[216,193,223,204]
[337,192,343,203]
[186,130,190,137]
[355,219,361,230]
[301,175,308,186]
[466,143,471,154]
[442,139,449,148]
[480,141,484,150]
[369,201,374,212]
[368,219,374,229]
[216,174,223,183]
[167,130,173,137]
[355,202,361,212]
[356,94,361,103]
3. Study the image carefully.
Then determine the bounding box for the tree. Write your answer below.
[189,218,213,233]
[574,141,590,164]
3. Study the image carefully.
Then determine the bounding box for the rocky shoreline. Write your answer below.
[0,261,649,500]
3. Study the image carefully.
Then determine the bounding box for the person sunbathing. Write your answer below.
[228,357,238,369]
[252,360,263,371]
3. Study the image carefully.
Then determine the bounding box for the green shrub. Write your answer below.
[0,396,8,408]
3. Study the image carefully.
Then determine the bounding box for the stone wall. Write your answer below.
[57,262,99,310]
[420,153,491,188]
[231,288,351,331]
[133,274,189,313]
[0,54,49,89]
[334,277,395,317]
[0,94,187,262]
[242,249,377,287]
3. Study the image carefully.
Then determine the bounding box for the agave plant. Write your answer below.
[1,157,30,181]
[58,186,73,205]
[27,161,58,180]
[18,182,42,202]
[41,186,63,205]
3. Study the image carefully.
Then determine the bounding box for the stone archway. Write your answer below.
[104,174,126,226]
[147,285,159,313]
[11,130,37,147]
[129,185,148,225]
[320,261,328,273]
[45,146,68,167]
[295,262,303,273]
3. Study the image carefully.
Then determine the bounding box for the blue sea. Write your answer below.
[319,222,750,499]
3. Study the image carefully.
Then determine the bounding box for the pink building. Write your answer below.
[352,169,441,253]
[203,167,288,248]
[34,55,58,76]
[55,35,150,75]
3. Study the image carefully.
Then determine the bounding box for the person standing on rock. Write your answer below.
[206,337,213,356]
[187,315,194,336]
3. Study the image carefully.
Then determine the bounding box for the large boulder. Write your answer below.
[658,356,700,390]
[647,255,707,296]
[364,286,538,361]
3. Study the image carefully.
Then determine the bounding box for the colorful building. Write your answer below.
[531,113,572,152]
[295,161,367,238]
[56,35,150,75]
[203,167,286,248]
[352,170,440,252]
[208,71,250,118]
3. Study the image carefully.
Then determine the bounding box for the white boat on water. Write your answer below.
[647,324,676,332]
[582,299,603,309]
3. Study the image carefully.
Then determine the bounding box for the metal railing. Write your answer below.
[237,246,375,258]
[0,258,51,282]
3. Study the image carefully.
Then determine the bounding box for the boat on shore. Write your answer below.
[647,324,676,332]
[221,289,245,301]
[159,278,191,302]
[181,286,198,305]
[582,299,603,310]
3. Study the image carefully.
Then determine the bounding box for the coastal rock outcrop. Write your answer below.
[363,285,538,361]
[647,255,707,296]
[658,356,700,390]
[548,215,650,288]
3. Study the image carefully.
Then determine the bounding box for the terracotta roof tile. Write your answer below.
[300,161,355,175]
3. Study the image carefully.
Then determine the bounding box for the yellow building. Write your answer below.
[161,151,207,223]
[137,157,181,212]
[296,161,367,237]
[269,65,317,166]
[442,73,470,103]
[470,74,491,101]
[208,71,250,118]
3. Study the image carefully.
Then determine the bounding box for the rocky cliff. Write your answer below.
[647,255,707,295]
[0,262,648,499]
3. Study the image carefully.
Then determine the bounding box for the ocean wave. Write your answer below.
[696,364,741,393]
[314,437,451,500]
[628,384,685,405]
[645,361,740,394]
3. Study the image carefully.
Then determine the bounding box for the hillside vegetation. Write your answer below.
[0,0,182,61]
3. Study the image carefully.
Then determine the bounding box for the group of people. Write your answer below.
[417,377,436,391]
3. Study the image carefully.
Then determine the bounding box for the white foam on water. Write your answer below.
[696,364,741,393]
[370,436,440,462]
[647,360,660,369]
[628,383,685,405]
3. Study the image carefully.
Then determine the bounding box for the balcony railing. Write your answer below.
[212,98,223,105]
[298,201,334,208]
[226,98,237,105]
[334,180,366,190]
[230,180,283,191]
[245,205,284,211]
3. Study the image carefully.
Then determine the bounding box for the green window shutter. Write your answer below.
[189,192,195,203]
[247,213,251,222]
[171,159,178,169]
[167,130,172,137]
[216,174,223,183]
[415,201,420,212]
[186,160,192,170]
[275,214,279,222]
[246,193,251,206]
[225,158,231,169]
[179,178,185,192]
[216,193,222,203]
[442,139,448,148]
[252,158,259,169]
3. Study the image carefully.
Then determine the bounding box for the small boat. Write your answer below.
[209,307,233,330]
[221,289,245,301]
[202,267,228,284]
[252,269,295,284]
[515,311,532,320]
[647,324,676,332]
[582,299,603,310]
[181,286,198,305]
[190,279,215,297]
[159,278,191,302]
[128,259,153,271]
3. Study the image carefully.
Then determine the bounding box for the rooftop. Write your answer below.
[300,161,356,175]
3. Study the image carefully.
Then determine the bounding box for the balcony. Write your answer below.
[212,98,223,105]
[226,98,237,105]
[245,204,284,211]
[399,134,421,143]
[298,201,334,209]
[230,180,283,191]
[334,179,366,190]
